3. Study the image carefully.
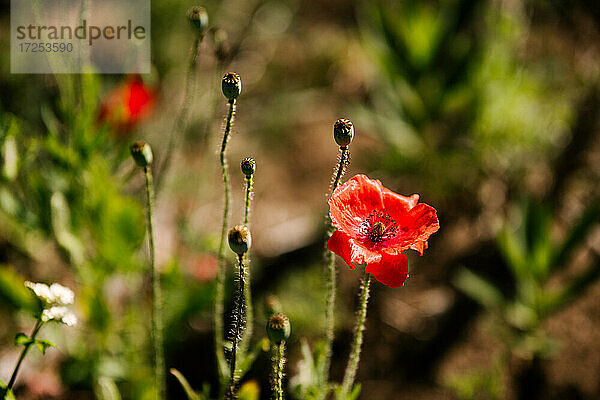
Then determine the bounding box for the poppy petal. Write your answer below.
[382,188,419,213]
[329,174,384,237]
[328,230,381,268]
[386,203,440,253]
[410,240,428,255]
[365,252,410,288]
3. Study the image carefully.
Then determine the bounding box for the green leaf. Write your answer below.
[15,332,31,346]
[34,339,55,354]
[347,383,362,400]
[94,377,122,400]
[497,228,528,281]
[0,380,15,400]
[550,200,600,274]
[50,192,85,265]
[524,202,552,279]
[453,268,505,310]
[542,259,600,317]
[0,266,39,313]
[2,134,19,181]
[169,368,201,400]
[1,388,16,400]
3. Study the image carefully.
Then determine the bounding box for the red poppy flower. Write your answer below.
[98,75,154,135]
[327,174,439,288]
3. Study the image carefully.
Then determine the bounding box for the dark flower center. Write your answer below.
[360,210,398,246]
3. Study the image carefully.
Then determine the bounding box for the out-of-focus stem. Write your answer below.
[145,166,165,400]
[216,99,236,387]
[156,33,203,191]
[339,272,371,399]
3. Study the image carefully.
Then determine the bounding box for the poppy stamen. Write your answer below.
[360,210,398,245]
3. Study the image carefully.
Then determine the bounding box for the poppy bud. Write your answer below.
[333,118,354,148]
[222,72,242,101]
[130,141,153,168]
[212,28,230,61]
[187,6,209,34]
[228,225,251,255]
[241,157,256,178]
[266,313,290,344]
[264,295,282,317]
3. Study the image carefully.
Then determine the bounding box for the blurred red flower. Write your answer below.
[328,174,439,288]
[98,75,154,134]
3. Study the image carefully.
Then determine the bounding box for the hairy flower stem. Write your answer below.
[240,175,254,357]
[156,33,203,191]
[330,147,349,196]
[144,166,166,400]
[323,146,350,378]
[4,319,43,395]
[271,341,286,400]
[244,176,253,226]
[216,99,236,387]
[339,272,371,399]
[227,255,246,400]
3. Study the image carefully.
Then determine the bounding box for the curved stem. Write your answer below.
[240,176,254,358]
[227,255,246,399]
[156,33,203,192]
[5,319,43,392]
[322,146,349,379]
[216,100,236,388]
[145,166,165,400]
[339,273,371,398]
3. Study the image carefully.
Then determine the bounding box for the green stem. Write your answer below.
[5,319,43,393]
[145,166,165,400]
[270,341,286,400]
[156,33,203,191]
[331,147,349,196]
[339,273,371,398]
[322,146,349,379]
[240,176,254,358]
[227,255,246,399]
[216,99,236,388]
[244,176,253,226]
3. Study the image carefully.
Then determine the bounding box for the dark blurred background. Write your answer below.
[1,0,600,399]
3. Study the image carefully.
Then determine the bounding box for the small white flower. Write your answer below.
[61,312,78,327]
[25,281,53,303]
[42,306,77,326]
[25,281,77,327]
[25,281,74,305]
[49,283,74,305]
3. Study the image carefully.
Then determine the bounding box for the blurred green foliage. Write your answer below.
[356,0,572,193]
[455,199,600,359]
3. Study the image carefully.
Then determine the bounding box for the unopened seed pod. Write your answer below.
[228,225,251,255]
[187,6,209,34]
[130,141,153,168]
[333,118,354,147]
[222,72,242,101]
[264,295,282,317]
[212,28,230,61]
[267,313,290,344]
[241,157,256,178]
